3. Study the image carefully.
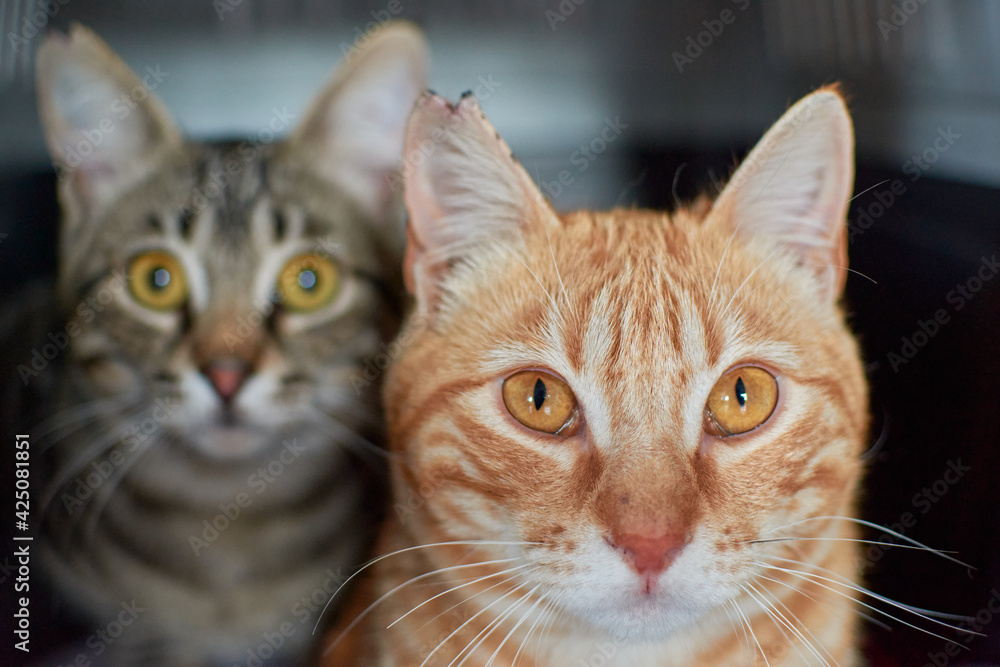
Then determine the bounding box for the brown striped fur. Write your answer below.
[33,23,426,665]
[322,88,869,665]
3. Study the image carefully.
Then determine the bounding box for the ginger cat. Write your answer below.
[323,87,875,665]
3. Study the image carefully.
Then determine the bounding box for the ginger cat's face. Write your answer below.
[385,89,867,649]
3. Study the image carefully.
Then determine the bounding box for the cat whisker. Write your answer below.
[756,571,891,632]
[731,596,771,667]
[415,568,535,639]
[484,587,548,667]
[32,394,138,450]
[38,404,148,521]
[314,540,540,636]
[452,583,541,667]
[746,579,836,666]
[723,599,753,666]
[513,595,557,666]
[760,515,974,570]
[755,561,981,645]
[541,209,573,317]
[766,555,974,623]
[533,593,568,667]
[78,430,163,548]
[326,558,529,656]
[746,536,960,554]
[742,582,830,666]
[421,580,535,667]
[387,560,528,629]
[715,242,790,326]
[484,232,564,325]
[306,406,396,463]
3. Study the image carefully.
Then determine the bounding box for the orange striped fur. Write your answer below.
[321,87,869,666]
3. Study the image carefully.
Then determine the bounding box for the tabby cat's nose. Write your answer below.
[607,530,687,575]
[202,359,250,403]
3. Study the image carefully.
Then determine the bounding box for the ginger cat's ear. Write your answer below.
[36,23,181,226]
[710,87,855,300]
[402,93,556,310]
[283,22,427,221]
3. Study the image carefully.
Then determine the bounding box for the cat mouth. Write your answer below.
[194,423,272,459]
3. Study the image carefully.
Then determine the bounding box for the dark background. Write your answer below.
[1,1,998,665]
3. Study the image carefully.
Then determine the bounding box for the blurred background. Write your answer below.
[1,1,998,665]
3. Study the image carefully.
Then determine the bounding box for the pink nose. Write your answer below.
[203,360,249,402]
[607,530,687,575]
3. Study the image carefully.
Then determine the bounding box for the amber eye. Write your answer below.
[704,366,778,436]
[128,250,188,311]
[278,253,339,313]
[502,370,577,434]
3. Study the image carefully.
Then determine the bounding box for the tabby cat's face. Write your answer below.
[38,25,426,460]
[388,91,867,641]
[63,143,397,458]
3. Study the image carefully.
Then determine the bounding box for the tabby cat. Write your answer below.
[33,23,426,665]
[321,88,879,665]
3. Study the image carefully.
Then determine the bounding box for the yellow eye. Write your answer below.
[128,250,188,311]
[502,370,577,434]
[278,253,339,313]
[704,366,778,436]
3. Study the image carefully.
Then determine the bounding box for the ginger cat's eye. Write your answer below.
[502,370,577,434]
[278,253,340,313]
[704,366,778,436]
[128,250,188,311]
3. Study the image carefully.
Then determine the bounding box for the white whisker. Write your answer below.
[756,562,980,645]
[761,515,974,570]
[387,560,527,629]
[314,540,539,636]
[420,580,531,667]
[453,584,540,667]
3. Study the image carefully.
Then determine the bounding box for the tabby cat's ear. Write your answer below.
[283,22,427,221]
[402,93,556,309]
[36,23,181,222]
[710,87,855,300]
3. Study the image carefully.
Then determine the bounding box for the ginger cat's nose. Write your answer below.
[203,359,250,403]
[607,530,687,575]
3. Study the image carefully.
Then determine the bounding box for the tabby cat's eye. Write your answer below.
[128,250,188,311]
[278,253,339,313]
[502,370,577,434]
[704,366,778,436]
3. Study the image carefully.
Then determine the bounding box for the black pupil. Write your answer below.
[735,376,747,407]
[150,267,171,291]
[533,378,546,410]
